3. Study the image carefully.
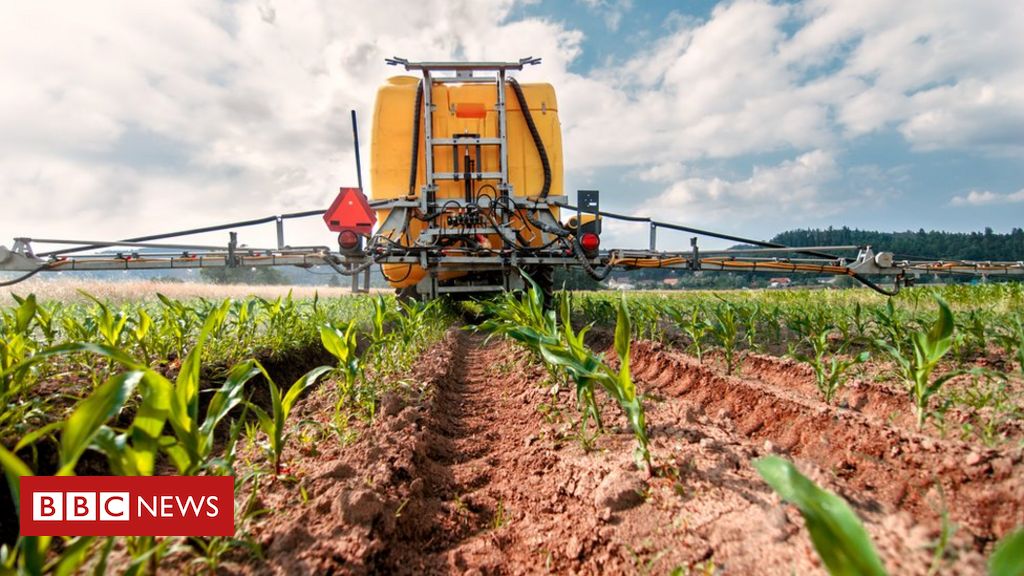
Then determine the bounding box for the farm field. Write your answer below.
[0,279,367,303]
[1,282,1022,574]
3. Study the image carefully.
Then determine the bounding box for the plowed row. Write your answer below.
[220,328,1020,574]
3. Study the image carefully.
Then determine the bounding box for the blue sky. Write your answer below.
[1,0,1022,253]
[508,1,1024,248]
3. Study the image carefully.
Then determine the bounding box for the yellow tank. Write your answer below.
[371,76,564,288]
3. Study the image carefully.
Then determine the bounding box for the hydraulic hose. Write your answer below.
[0,264,51,286]
[572,238,614,281]
[409,80,424,195]
[507,77,551,199]
[850,272,901,296]
[323,255,374,276]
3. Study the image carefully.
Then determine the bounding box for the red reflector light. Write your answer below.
[455,102,487,119]
[580,232,600,252]
[339,230,360,250]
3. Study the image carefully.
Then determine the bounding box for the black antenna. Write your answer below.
[351,109,363,191]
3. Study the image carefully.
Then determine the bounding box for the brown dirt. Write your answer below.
[738,352,1024,444]
[629,341,1024,541]
[190,328,1017,575]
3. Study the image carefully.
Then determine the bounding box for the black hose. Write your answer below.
[0,264,51,286]
[571,238,614,281]
[38,209,324,258]
[409,80,423,195]
[322,255,374,276]
[508,77,551,199]
[850,272,901,296]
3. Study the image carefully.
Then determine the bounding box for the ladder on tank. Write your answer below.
[384,56,544,298]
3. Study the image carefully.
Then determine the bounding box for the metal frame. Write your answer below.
[382,56,556,296]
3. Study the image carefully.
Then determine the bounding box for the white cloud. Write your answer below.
[646,149,840,222]
[0,0,578,248]
[1,0,1022,255]
[950,189,1024,206]
[602,149,845,249]
[560,0,1024,169]
[633,162,686,183]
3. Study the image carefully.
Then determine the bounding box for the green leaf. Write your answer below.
[989,527,1024,576]
[15,294,37,334]
[320,323,352,363]
[14,421,64,452]
[126,372,174,475]
[200,361,262,438]
[6,341,144,377]
[282,366,332,417]
[614,295,635,401]
[755,456,887,576]
[0,445,32,517]
[49,536,95,576]
[60,371,144,475]
[173,339,204,434]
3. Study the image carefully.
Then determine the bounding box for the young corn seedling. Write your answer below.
[550,291,603,435]
[875,296,961,429]
[0,366,166,576]
[996,315,1024,378]
[710,302,740,375]
[320,320,363,415]
[742,301,763,352]
[790,329,869,404]
[755,456,887,576]
[871,298,910,354]
[665,305,710,363]
[79,291,130,349]
[538,294,651,471]
[248,363,333,475]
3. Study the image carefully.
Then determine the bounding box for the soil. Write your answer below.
[182,327,1019,575]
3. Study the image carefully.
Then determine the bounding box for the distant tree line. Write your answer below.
[772,227,1024,261]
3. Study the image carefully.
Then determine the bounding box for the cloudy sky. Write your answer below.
[2,0,1022,254]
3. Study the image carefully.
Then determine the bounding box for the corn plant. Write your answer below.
[875,297,961,429]
[538,293,651,470]
[0,295,44,440]
[710,302,740,374]
[551,292,604,435]
[0,366,162,575]
[951,309,988,361]
[248,364,332,475]
[80,291,130,348]
[755,456,887,576]
[476,280,649,470]
[157,293,199,358]
[870,299,911,354]
[665,305,710,363]
[128,308,153,364]
[790,329,869,404]
[740,301,763,352]
[320,320,363,412]
[996,315,1024,377]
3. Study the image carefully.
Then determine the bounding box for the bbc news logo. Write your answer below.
[20,476,234,536]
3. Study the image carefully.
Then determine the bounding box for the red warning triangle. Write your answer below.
[324,187,376,235]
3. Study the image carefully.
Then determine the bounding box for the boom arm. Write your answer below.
[3,202,1021,294]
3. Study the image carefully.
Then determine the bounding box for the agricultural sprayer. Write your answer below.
[2,57,1022,297]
